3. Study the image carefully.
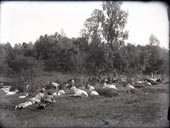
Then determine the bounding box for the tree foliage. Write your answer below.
[0,2,168,88]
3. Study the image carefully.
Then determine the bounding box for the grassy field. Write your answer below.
[0,74,169,128]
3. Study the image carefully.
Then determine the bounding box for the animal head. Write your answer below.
[70,86,77,90]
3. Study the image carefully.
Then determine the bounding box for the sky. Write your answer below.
[0,1,169,49]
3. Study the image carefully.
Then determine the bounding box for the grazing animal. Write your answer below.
[51,82,60,89]
[65,79,75,89]
[145,81,152,86]
[86,84,95,90]
[102,82,118,90]
[136,80,143,84]
[57,89,65,96]
[89,89,99,96]
[125,84,135,94]
[1,86,19,95]
[144,78,159,85]
[126,84,135,90]
[0,86,11,92]
[52,92,57,96]
[70,86,88,97]
[87,84,99,96]
[6,89,19,95]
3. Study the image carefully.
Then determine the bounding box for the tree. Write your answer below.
[149,34,160,46]
[81,1,129,75]
[82,1,128,49]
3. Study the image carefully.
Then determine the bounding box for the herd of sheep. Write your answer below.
[0,76,164,99]
[0,76,165,99]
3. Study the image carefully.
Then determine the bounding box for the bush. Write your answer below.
[6,54,44,92]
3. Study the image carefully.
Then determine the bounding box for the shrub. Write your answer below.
[6,55,44,92]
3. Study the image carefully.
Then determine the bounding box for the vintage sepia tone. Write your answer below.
[0,1,169,128]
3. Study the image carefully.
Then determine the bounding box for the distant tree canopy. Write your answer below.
[0,1,168,81]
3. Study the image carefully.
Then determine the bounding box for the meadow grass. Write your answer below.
[0,73,169,128]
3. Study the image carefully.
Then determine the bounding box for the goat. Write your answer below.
[102,82,118,90]
[70,86,88,97]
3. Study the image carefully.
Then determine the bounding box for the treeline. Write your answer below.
[0,1,169,84]
[0,32,168,76]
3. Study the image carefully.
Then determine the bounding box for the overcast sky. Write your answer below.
[0,1,169,49]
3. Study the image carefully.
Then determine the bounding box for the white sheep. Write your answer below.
[6,89,19,95]
[52,92,57,96]
[87,84,95,90]
[136,80,143,84]
[51,82,60,89]
[0,86,11,92]
[126,84,135,90]
[0,86,19,95]
[102,82,118,90]
[89,89,99,96]
[71,86,88,97]
[57,89,65,96]
[87,84,99,96]
[145,81,152,86]
[125,84,135,94]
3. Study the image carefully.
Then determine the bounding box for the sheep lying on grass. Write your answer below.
[85,84,99,96]
[6,89,19,95]
[126,84,135,90]
[57,89,65,96]
[89,89,99,96]
[51,82,60,89]
[125,84,135,94]
[0,86,19,95]
[0,86,11,92]
[70,86,88,97]
[102,82,118,90]
[86,84,95,90]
